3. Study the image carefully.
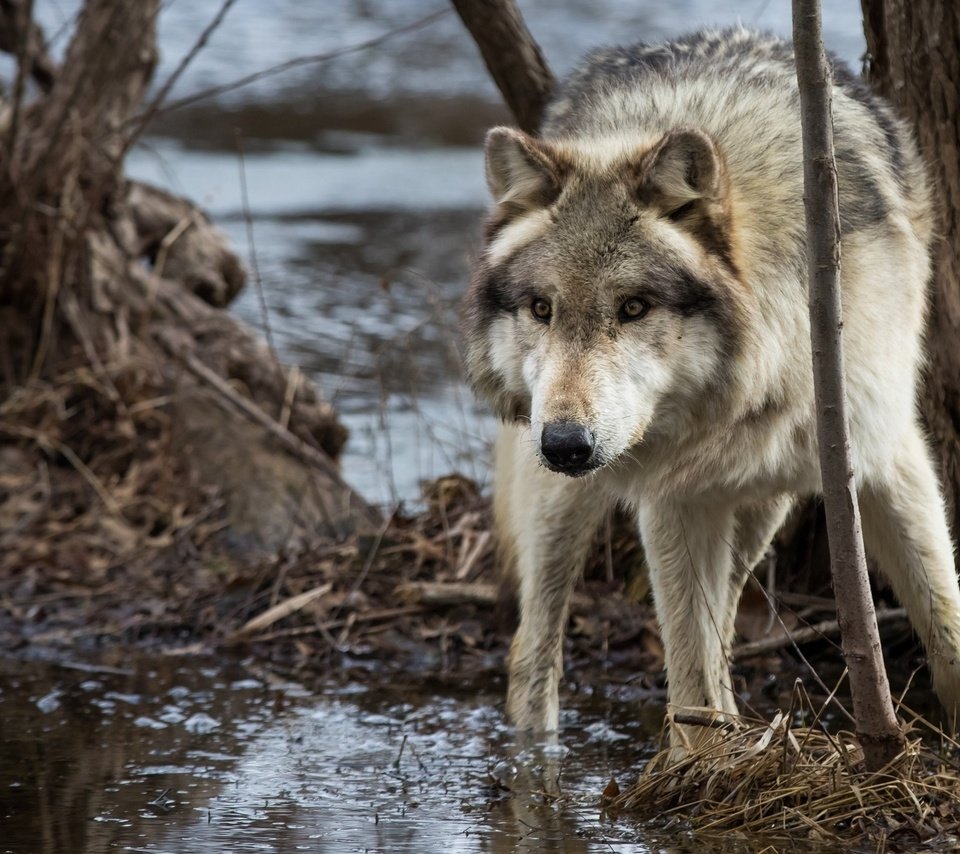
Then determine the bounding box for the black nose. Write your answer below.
[540,422,595,472]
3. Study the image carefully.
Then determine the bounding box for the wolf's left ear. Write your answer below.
[485,127,566,214]
[637,128,727,210]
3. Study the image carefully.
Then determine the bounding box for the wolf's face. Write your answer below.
[463,127,746,476]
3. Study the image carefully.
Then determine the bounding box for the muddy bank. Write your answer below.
[0,470,656,681]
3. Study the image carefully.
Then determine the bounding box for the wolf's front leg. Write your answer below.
[496,429,609,732]
[638,500,738,733]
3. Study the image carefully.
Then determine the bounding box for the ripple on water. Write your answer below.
[0,654,708,852]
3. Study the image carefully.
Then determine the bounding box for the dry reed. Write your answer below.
[613,681,960,848]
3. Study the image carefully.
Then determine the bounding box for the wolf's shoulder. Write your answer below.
[556,27,793,95]
[577,27,794,79]
[543,27,875,136]
[543,28,795,137]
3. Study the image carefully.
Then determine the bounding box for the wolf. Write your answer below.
[461,27,960,739]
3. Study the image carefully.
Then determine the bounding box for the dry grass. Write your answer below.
[613,682,960,849]
[0,360,219,580]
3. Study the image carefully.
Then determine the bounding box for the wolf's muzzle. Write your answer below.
[540,421,596,475]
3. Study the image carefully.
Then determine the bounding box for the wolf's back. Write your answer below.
[543,27,932,255]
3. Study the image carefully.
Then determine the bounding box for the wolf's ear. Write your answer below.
[637,129,736,268]
[637,128,726,211]
[485,127,566,213]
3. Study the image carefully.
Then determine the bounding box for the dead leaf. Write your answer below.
[602,777,621,799]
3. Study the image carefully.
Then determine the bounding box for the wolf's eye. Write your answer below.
[619,297,649,323]
[531,298,552,323]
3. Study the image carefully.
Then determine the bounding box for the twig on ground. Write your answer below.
[395,580,593,613]
[454,530,491,581]
[231,583,333,639]
[239,606,427,645]
[733,607,908,660]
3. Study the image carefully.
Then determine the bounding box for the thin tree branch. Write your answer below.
[134,9,451,123]
[451,0,555,134]
[792,0,905,771]
[126,0,239,144]
[733,608,908,660]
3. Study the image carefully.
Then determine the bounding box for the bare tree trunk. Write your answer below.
[15,1,157,195]
[861,0,960,547]
[0,1,379,572]
[450,0,555,134]
[793,0,904,771]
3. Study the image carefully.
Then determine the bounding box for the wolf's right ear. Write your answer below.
[485,127,566,213]
[637,128,726,208]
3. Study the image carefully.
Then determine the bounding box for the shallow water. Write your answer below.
[124,146,496,505]
[0,654,680,853]
[0,653,938,853]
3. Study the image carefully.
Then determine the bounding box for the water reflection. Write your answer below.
[1,656,679,852]
[3,655,863,851]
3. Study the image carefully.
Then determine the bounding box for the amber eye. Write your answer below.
[531,297,552,322]
[619,297,649,322]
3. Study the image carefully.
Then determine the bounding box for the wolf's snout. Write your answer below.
[540,422,596,474]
